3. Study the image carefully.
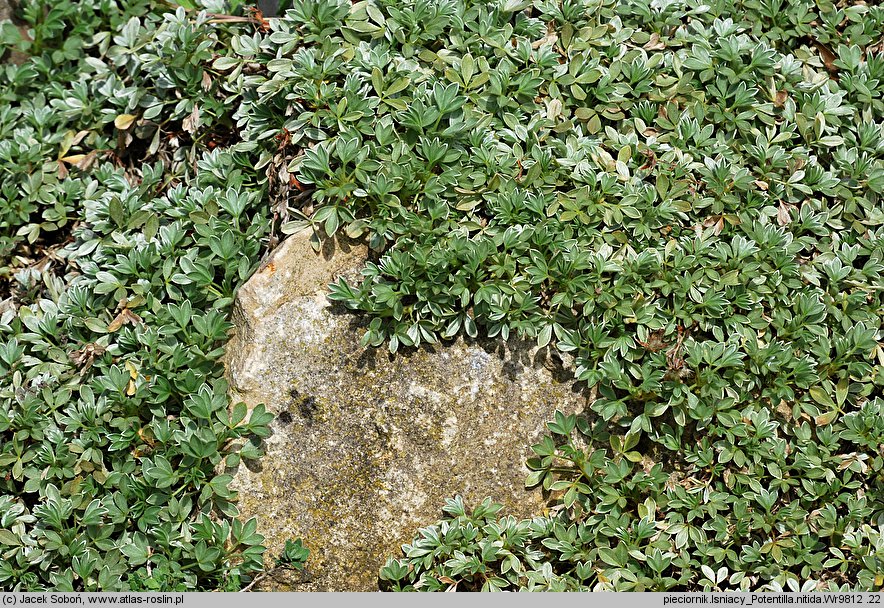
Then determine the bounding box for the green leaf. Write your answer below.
[0,530,21,546]
[461,53,475,87]
[385,77,410,97]
[809,386,835,408]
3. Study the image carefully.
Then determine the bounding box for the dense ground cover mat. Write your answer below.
[1,0,883,593]
[0,0,309,590]
[226,0,883,591]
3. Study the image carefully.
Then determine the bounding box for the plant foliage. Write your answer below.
[213,0,883,592]
[0,0,296,591]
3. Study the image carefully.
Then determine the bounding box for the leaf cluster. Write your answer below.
[0,0,303,591]
[208,0,883,592]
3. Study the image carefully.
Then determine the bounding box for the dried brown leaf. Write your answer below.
[774,90,788,108]
[639,149,657,170]
[531,22,558,49]
[71,130,90,147]
[643,32,665,51]
[813,40,838,73]
[107,308,143,333]
[79,150,100,171]
[776,400,793,420]
[182,105,201,135]
[777,202,793,226]
[62,150,99,172]
[70,343,107,373]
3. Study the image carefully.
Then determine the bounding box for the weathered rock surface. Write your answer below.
[0,0,29,66]
[0,0,13,22]
[224,228,588,591]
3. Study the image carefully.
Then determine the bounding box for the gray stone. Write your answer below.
[0,0,13,22]
[224,228,588,591]
[0,0,29,66]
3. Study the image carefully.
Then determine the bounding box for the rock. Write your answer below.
[0,0,29,66]
[256,0,278,17]
[0,0,13,22]
[224,228,588,591]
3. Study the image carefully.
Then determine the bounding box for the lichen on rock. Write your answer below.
[224,228,589,591]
